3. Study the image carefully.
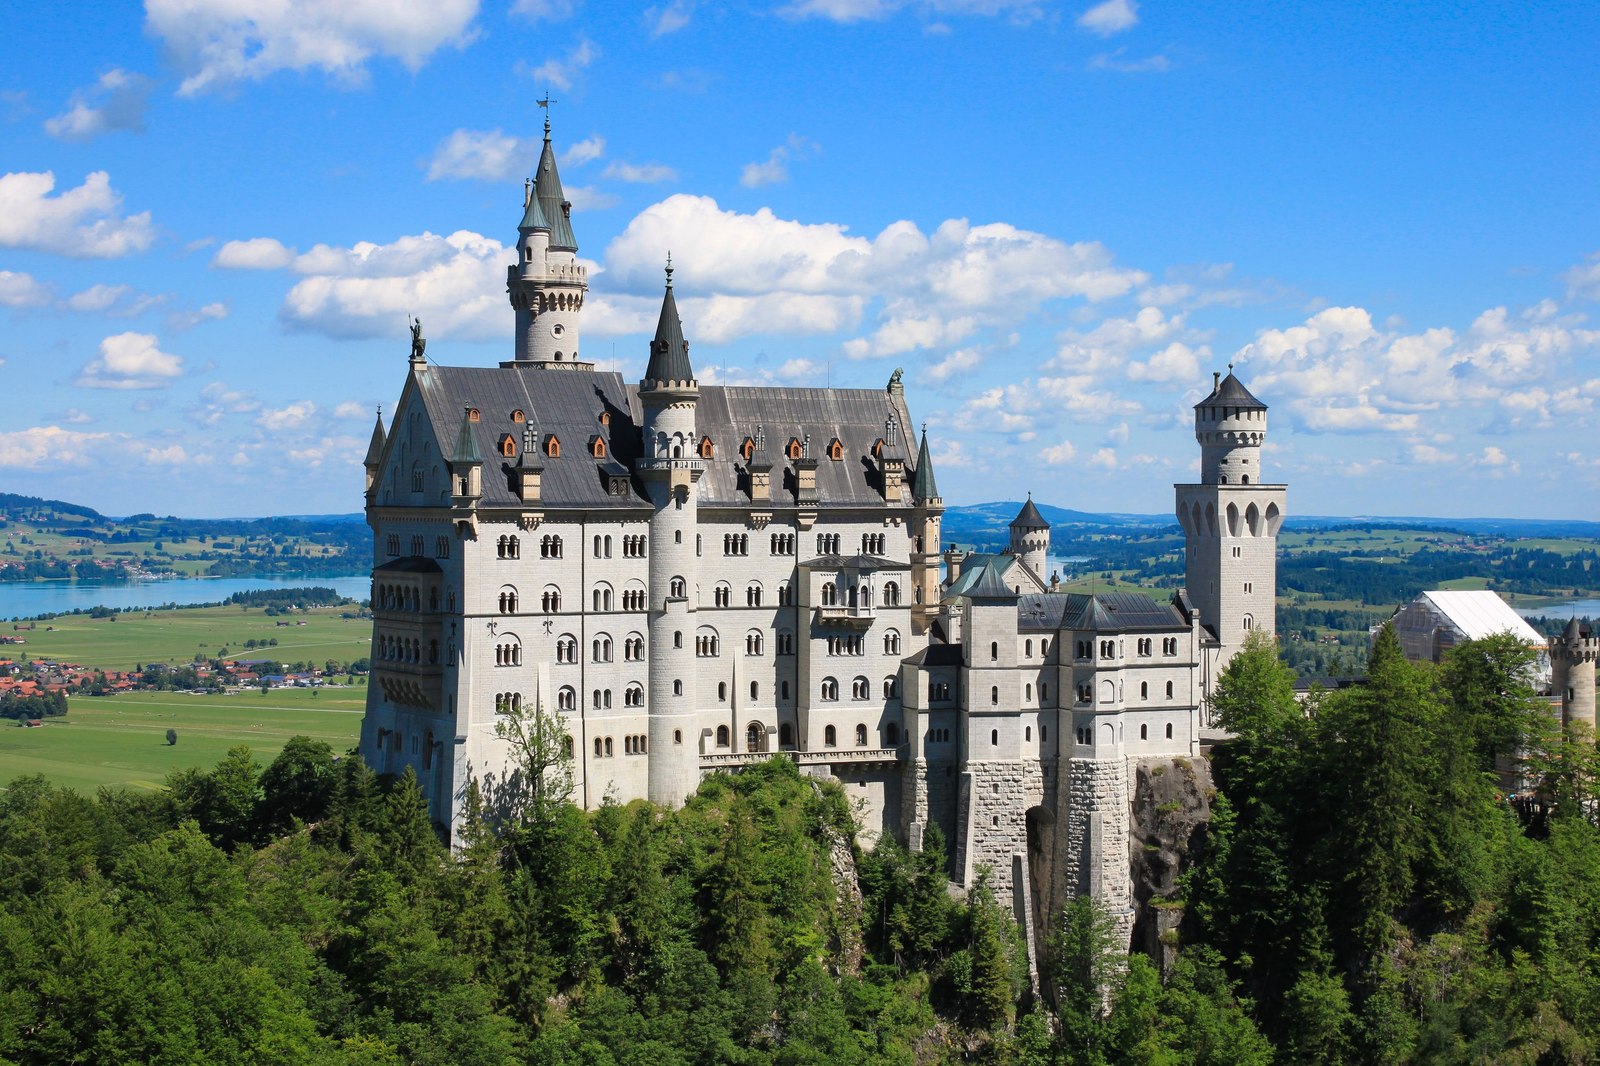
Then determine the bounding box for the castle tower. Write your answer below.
[909,425,944,636]
[1551,618,1598,737]
[638,262,704,807]
[506,118,589,367]
[1009,495,1050,586]
[1174,369,1286,686]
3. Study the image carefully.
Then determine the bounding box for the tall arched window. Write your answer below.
[824,724,837,747]
[854,723,868,746]
[716,725,730,748]
[746,722,763,752]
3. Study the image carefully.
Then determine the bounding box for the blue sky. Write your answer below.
[2,0,1597,519]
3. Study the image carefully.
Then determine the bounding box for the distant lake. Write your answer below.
[1520,598,1600,620]
[0,574,371,619]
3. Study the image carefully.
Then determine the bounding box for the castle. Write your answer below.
[357,124,1286,947]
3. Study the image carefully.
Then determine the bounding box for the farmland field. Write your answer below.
[0,688,365,794]
[5,603,372,671]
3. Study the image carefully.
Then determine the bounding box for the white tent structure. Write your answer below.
[1388,589,1551,689]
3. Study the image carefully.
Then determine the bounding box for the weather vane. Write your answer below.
[537,93,557,135]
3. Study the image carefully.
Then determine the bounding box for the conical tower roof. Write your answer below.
[912,426,939,502]
[534,124,577,251]
[1197,368,1267,410]
[1010,494,1049,530]
[449,407,482,464]
[363,409,386,466]
[644,264,694,383]
[518,177,549,232]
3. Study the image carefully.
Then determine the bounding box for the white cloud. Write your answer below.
[0,171,155,258]
[63,409,93,425]
[258,401,317,431]
[844,305,977,359]
[333,401,371,419]
[512,0,577,19]
[44,69,153,141]
[1564,252,1600,302]
[0,426,117,469]
[925,347,982,383]
[145,0,480,96]
[525,37,598,91]
[1126,341,1205,383]
[76,332,184,389]
[560,136,605,167]
[1088,48,1171,73]
[564,185,620,211]
[647,0,693,35]
[779,0,1043,22]
[740,134,819,188]
[603,161,678,183]
[1039,439,1077,465]
[168,302,230,331]
[213,237,297,270]
[64,284,134,313]
[191,382,261,426]
[0,270,52,308]
[426,128,539,182]
[1077,0,1137,35]
[778,0,898,21]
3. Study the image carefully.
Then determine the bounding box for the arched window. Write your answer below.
[498,586,518,614]
[718,682,727,702]
[716,725,730,748]
[882,581,900,607]
[1166,680,1174,698]
[821,582,837,606]
[625,684,644,707]
[824,724,837,747]
[885,722,899,745]
[750,680,759,701]
[852,676,870,700]
[746,582,762,607]
[991,685,999,705]
[883,676,897,698]
[1140,681,1148,699]
[854,723,868,746]
[746,722,763,752]
[673,679,683,696]
[828,438,844,461]
[821,677,838,701]
[670,576,686,599]
[700,436,715,459]
[714,582,731,608]
[541,586,561,613]
[558,687,575,711]
[990,641,999,662]
[883,629,901,655]
[746,630,764,656]
[780,722,794,748]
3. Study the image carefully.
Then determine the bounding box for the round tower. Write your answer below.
[638,262,704,807]
[1551,618,1598,737]
[1009,494,1050,586]
[506,118,589,366]
[1195,368,1266,486]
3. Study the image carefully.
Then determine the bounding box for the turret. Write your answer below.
[1009,494,1050,585]
[910,424,944,635]
[506,116,589,367]
[363,407,386,497]
[637,261,704,807]
[1194,368,1268,486]
[1551,618,1598,738]
[448,405,482,507]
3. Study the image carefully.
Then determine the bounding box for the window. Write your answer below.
[824,725,838,747]
[1025,639,1033,658]
[625,633,645,661]
[1140,724,1148,740]
[854,723,868,746]
[1025,683,1033,701]
[624,685,643,707]
[545,434,560,458]
[741,722,762,752]
[816,533,841,554]
[885,722,899,745]
[1166,723,1174,739]
[592,636,612,662]
[746,583,762,607]
[386,534,400,556]
[700,436,715,459]
[821,677,839,701]
[990,641,999,662]
[495,639,522,666]
[746,630,764,656]
[1166,680,1174,698]
[882,581,900,606]
[778,582,794,606]
[742,437,756,461]
[670,576,686,598]
[931,682,951,702]
[435,535,450,558]
[883,676,898,699]
[1244,582,1253,594]
[883,629,901,655]
[821,582,838,606]
[750,680,759,702]
[541,587,561,613]
[623,534,647,558]
[592,584,613,611]
[770,532,795,555]
[623,587,646,611]
[852,676,869,700]
[991,685,999,705]
[828,438,844,460]
[1137,638,1152,656]
[696,629,720,657]
[674,632,683,649]
[1140,681,1148,699]
[1242,614,1255,631]
[1163,637,1178,656]
[777,631,794,655]
[497,534,521,559]
[716,726,730,748]
[714,583,732,608]
[723,533,749,556]
[499,435,516,458]
[411,535,425,556]
[780,723,794,748]
[558,687,575,711]
[781,680,790,700]
[540,534,563,559]
[498,587,518,614]
[991,729,999,746]
[787,438,803,460]
[673,679,683,696]
[718,682,727,702]
[860,533,885,554]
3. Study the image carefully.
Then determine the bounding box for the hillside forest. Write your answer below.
[2,626,1599,1063]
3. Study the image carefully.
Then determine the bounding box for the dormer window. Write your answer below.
[467,408,481,423]
[828,438,844,461]
[787,438,803,460]
[590,436,606,458]
[741,437,755,461]
[599,411,611,426]
[871,438,885,457]
[498,434,517,458]
[545,434,561,458]
[510,409,525,423]
[699,436,715,459]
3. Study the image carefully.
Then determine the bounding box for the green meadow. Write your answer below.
[7,603,371,671]
[0,687,365,794]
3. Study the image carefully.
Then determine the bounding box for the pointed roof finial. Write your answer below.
[665,250,674,289]
[537,93,557,139]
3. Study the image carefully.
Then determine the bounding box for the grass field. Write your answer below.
[0,687,365,794]
[7,603,372,671]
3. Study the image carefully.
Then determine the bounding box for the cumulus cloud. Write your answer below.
[64,284,134,313]
[190,381,261,426]
[426,128,540,182]
[0,426,117,469]
[647,0,693,35]
[1039,439,1077,465]
[145,0,480,95]
[0,171,155,258]
[45,69,153,141]
[740,134,819,188]
[603,161,677,183]
[0,270,52,308]
[333,400,372,419]
[76,332,184,389]
[167,301,229,331]
[1077,0,1137,35]
[258,401,317,430]
[925,347,983,383]
[560,136,605,167]
[524,37,599,91]
[1126,341,1205,383]
[212,237,297,270]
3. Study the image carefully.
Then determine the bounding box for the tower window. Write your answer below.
[828,438,844,461]
[511,409,525,423]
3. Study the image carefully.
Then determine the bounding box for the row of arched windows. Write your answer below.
[377,633,437,665]
[817,675,898,701]
[374,583,438,614]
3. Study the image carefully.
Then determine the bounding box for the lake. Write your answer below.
[1520,598,1600,620]
[0,574,372,619]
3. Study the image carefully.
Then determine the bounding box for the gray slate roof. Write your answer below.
[534,137,577,251]
[801,553,911,571]
[1197,370,1267,410]
[912,428,938,501]
[1011,495,1048,530]
[644,284,693,383]
[518,180,549,232]
[363,412,386,466]
[1015,590,1189,633]
[407,365,920,512]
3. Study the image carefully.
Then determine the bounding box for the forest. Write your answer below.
[2,629,1599,1063]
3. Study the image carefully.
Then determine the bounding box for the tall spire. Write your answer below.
[533,107,577,252]
[363,407,387,467]
[912,424,939,502]
[644,257,694,384]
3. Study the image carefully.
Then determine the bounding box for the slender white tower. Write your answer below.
[506,117,589,367]
[638,262,704,806]
[1175,368,1286,684]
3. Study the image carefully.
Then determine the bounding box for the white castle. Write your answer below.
[357,125,1286,948]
